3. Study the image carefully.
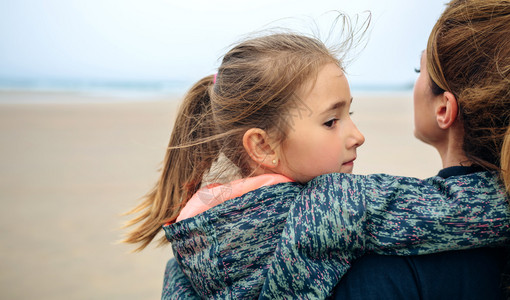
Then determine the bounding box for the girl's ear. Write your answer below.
[242,128,278,169]
[435,91,459,129]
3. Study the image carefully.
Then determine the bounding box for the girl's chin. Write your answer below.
[340,163,354,174]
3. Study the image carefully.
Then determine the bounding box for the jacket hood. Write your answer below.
[163,182,302,299]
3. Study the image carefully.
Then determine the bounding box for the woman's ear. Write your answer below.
[242,128,278,169]
[435,91,459,129]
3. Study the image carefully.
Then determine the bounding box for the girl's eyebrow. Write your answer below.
[320,97,353,115]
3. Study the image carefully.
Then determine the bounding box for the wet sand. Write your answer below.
[0,90,441,299]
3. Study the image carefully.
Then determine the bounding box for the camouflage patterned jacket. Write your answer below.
[162,172,510,299]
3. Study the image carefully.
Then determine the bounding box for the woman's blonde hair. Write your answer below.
[502,127,510,192]
[426,0,510,182]
[123,16,369,250]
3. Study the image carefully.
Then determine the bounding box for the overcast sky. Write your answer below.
[0,0,447,89]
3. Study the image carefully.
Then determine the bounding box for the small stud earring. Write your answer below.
[272,159,277,165]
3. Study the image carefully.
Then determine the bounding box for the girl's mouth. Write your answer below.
[343,157,356,166]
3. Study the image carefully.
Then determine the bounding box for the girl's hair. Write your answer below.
[123,30,361,250]
[426,0,510,180]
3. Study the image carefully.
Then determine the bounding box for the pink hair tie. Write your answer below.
[213,73,217,84]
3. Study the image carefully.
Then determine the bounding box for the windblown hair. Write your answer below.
[426,0,510,184]
[503,127,510,192]
[123,18,369,250]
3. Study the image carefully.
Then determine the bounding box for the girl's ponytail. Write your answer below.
[501,126,510,193]
[124,75,219,251]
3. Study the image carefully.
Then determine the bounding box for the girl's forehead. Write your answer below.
[297,63,345,95]
[293,63,350,113]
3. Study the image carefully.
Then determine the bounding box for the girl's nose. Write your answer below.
[350,122,365,148]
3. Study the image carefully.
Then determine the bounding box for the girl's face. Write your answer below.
[277,62,365,183]
[413,52,442,146]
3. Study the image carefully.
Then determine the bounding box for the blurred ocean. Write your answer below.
[0,78,192,99]
[0,78,414,102]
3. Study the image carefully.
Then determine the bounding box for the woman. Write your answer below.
[333,0,510,298]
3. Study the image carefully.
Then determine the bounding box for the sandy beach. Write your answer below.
[0,90,442,299]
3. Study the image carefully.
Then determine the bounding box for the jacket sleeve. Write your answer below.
[161,258,201,300]
[259,172,510,299]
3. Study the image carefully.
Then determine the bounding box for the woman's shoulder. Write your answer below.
[334,247,506,300]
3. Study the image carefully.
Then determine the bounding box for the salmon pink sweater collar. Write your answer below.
[176,174,294,222]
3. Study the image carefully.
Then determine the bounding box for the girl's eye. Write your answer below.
[414,67,421,73]
[323,119,338,128]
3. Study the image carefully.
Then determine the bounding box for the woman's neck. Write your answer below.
[435,127,471,168]
[439,149,472,168]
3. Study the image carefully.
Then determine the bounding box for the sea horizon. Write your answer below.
[0,77,414,103]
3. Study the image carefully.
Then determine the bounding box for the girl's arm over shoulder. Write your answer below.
[365,172,509,253]
[259,172,510,299]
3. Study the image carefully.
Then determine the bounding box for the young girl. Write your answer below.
[124,32,365,249]
[124,31,510,298]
